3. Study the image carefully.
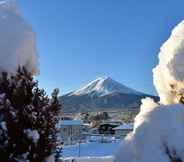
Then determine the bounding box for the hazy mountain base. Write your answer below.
[61,92,158,113]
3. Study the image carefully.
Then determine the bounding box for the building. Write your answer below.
[113,123,133,139]
[59,120,83,145]
[98,121,122,135]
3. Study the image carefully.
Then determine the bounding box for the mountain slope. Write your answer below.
[61,77,158,113]
[68,77,143,97]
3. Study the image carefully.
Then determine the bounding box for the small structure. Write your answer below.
[113,123,133,139]
[59,120,83,145]
[98,122,120,135]
[89,127,99,134]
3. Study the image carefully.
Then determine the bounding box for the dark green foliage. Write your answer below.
[0,67,61,162]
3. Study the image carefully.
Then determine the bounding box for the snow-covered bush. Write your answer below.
[0,0,38,75]
[0,68,61,162]
[115,20,184,162]
[115,99,184,162]
[0,1,62,161]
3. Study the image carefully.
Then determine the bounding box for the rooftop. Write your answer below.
[60,120,83,126]
[113,123,134,130]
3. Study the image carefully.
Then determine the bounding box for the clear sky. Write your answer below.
[17,0,184,96]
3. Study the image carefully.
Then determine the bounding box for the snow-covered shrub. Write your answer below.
[115,99,184,162]
[0,68,61,162]
[115,20,184,162]
[0,0,38,75]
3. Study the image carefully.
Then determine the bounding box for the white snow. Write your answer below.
[87,135,117,143]
[16,152,29,162]
[0,0,38,75]
[0,121,7,131]
[115,20,184,162]
[60,120,83,126]
[63,140,121,158]
[61,156,113,162]
[61,140,121,162]
[153,20,184,105]
[68,76,142,97]
[24,129,40,143]
[115,103,184,162]
[113,123,133,130]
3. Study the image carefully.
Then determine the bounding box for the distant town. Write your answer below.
[56,109,137,160]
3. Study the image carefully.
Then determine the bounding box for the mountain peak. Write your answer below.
[93,76,112,82]
[97,76,111,80]
[67,77,143,97]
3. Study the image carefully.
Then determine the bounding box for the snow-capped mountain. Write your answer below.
[61,77,158,112]
[68,76,143,97]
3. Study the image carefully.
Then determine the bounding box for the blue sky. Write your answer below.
[17,0,184,96]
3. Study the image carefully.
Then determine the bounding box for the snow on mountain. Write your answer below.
[67,76,143,97]
[61,77,158,112]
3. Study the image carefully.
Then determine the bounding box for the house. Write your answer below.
[98,122,120,135]
[113,123,133,139]
[59,120,83,145]
[89,127,99,134]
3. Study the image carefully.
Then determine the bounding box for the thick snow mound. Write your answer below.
[115,103,184,162]
[115,20,184,162]
[0,0,38,75]
[153,20,184,105]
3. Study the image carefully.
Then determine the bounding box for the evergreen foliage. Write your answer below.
[0,67,61,162]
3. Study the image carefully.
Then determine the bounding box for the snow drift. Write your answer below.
[115,100,184,162]
[115,20,184,162]
[61,156,113,162]
[0,0,38,75]
[153,20,184,105]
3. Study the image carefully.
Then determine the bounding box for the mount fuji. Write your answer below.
[61,77,158,112]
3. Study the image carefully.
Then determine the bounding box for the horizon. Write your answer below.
[17,0,184,96]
